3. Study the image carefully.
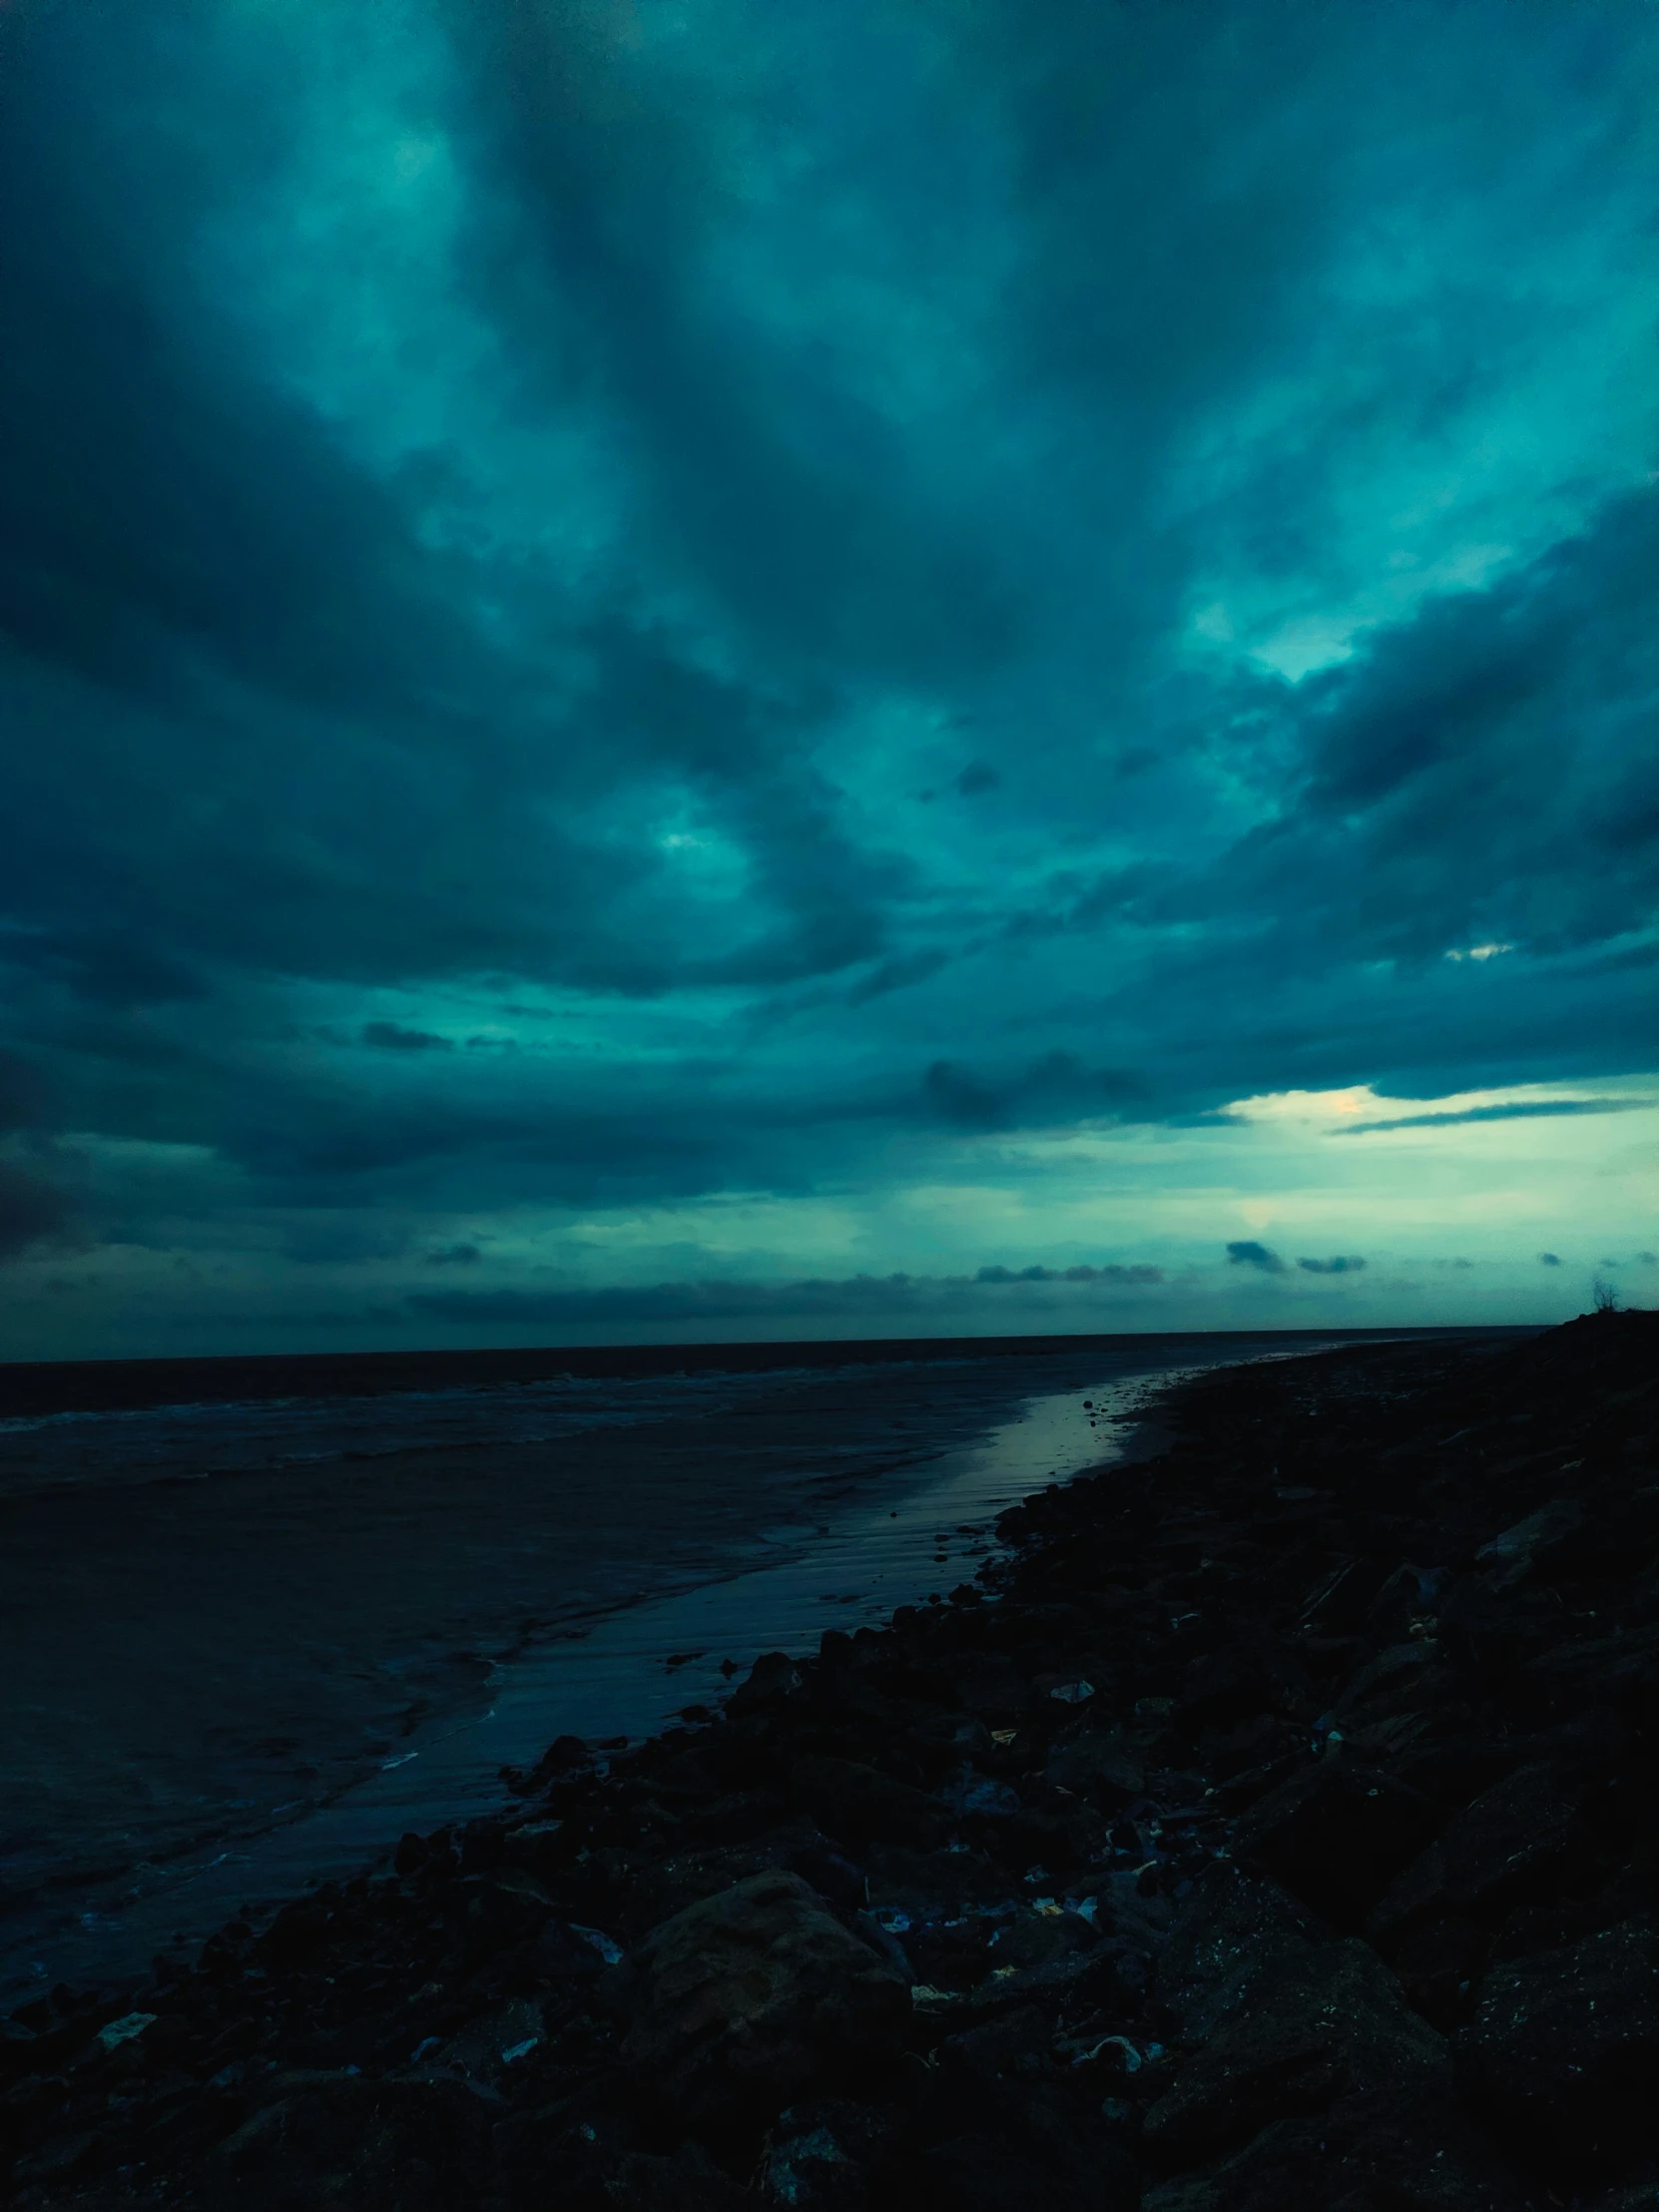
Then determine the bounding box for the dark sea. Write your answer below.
[0,1330,1493,2001]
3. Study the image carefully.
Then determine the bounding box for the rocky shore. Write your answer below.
[4,1312,1656,2212]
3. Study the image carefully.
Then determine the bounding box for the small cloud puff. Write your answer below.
[425,1243,482,1267]
[954,762,1001,798]
[1226,1241,1286,1274]
[0,1161,69,1261]
[1539,1252,1562,1266]
[976,1262,1162,1285]
[1298,1256,1366,1274]
[362,1021,452,1052]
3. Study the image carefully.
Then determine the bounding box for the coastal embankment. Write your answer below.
[4,1311,1655,2210]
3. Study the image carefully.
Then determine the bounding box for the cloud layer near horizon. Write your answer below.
[1,0,1655,1353]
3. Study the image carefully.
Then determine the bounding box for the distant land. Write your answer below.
[0,1327,1534,1420]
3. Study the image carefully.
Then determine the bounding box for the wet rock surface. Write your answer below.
[3,1309,1656,2210]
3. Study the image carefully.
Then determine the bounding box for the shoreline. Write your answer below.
[5,1313,1650,2209]
[0,1350,1185,2005]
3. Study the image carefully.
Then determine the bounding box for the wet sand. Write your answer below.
[0,1331,1486,2002]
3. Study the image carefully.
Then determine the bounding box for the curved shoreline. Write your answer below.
[14,1315,1651,2209]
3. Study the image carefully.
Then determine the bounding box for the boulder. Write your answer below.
[1232,1761,1447,1924]
[1474,1497,1584,1584]
[206,2071,495,2210]
[937,2004,1050,2085]
[981,1904,1100,1976]
[1455,1917,1659,2173]
[731,1651,807,1713]
[1155,1865,1328,2043]
[601,2142,754,2209]
[1143,1938,1449,2165]
[1045,1727,1145,1808]
[617,1870,909,2120]
[1141,2100,1529,2212]
[791,1755,948,1852]
[761,2100,885,2210]
[942,1651,1030,1717]
[1369,1763,1585,1940]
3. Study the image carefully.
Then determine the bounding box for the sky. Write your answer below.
[1,0,1655,1360]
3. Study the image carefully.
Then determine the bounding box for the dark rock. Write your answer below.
[966,1943,1122,2018]
[1364,1565,1443,1647]
[1302,1557,1395,1636]
[616,1870,908,2121]
[1142,1939,1449,2164]
[903,2130,1122,2212]
[901,1710,995,1770]
[980,1904,1099,1976]
[454,1868,557,1950]
[1178,1638,1299,1733]
[1044,1726,1146,1808]
[205,2070,496,2210]
[602,2141,754,2209]
[9,2133,99,2190]
[394,1830,431,1877]
[1232,1761,1447,1924]
[941,1652,1030,1717]
[790,1840,869,1910]
[1455,1916,1659,2173]
[1384,1914,1493,2030]
[790,1756,947,1853]
[529,1916,609,1983]
[622,1827,830,1927]
[731,1652,807,1713]
[992,1807,1098,1876]
[1141,2097,1528,2211]
[861,1841,1008,1920]
[1474,1497,1585,1584]
[927,2066,1146,2211]
[1155,1866,1329,2044]
[1333,1639,1452,1735]
[1369,1763,1587,1939]
[760,2099,883,2210]
[433,1993,550,2083]
[938,2003,1050,2084]
[533,1733,593,1779]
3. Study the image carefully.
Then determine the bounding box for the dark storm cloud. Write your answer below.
[921,1054,1148,1132]
[0,2,903,1013]
[954,764,1001,798]
[0,1051,70,1261]
[0,0,1654,1331]
[1173,486,1659,1085]
[0,1163,68,1261]
[362,1023,455,1053]
[0,1052,48,1132]
[438,0,1016,687]
[1226,1242,1285,1274]
[425,1243,482,1268]
[1338,1098,1651,1135]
